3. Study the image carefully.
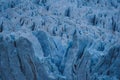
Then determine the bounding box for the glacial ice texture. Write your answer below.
[0,0,120,80]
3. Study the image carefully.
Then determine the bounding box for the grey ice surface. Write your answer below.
[0,0,120,80]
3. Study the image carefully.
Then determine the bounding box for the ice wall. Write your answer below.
[0,0,120,80]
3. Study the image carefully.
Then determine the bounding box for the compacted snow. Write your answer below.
[0,0,120,80]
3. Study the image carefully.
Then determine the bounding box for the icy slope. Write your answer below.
[0,0,120,80]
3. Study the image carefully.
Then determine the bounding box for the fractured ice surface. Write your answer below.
[0,0,120,80]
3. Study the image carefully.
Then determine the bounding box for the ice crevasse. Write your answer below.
[0,0,120,80]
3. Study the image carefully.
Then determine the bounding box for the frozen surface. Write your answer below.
[0,0,120,80]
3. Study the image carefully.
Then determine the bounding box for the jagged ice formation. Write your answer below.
[0,0,120,80]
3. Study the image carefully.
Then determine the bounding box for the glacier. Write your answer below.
[0,0,120,80]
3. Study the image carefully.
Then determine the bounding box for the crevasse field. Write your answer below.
[0,0,120,80]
